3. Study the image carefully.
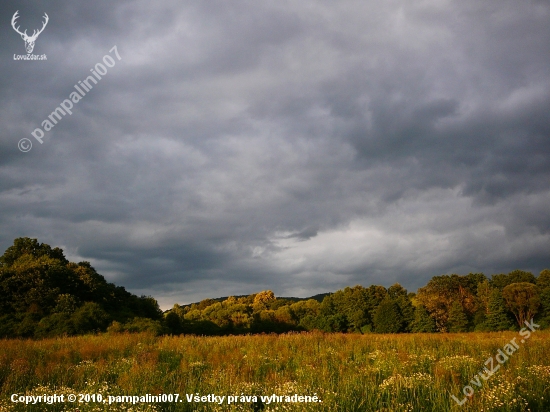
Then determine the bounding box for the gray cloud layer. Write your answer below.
[1,0,549,308]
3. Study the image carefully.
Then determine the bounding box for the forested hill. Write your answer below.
[1,237,549,339]
[0,238,162,338]
[182,292,330,307]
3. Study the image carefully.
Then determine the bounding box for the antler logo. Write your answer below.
[11,10,49,54]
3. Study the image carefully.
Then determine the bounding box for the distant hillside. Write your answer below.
[178,292,331,310]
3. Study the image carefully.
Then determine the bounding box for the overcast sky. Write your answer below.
[1,0,549,308]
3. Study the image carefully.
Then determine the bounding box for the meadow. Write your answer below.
[0,331,549,412]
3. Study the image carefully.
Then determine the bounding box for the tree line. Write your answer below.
[0,238,548,338]
[167,270,549,335]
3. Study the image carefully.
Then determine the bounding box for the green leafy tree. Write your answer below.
[476,279,493,315]
[194,299,217,311]
[373,296,403,333]
[411,305,436,333]
[253,290,276,311]
[16,313,41,338]
[274,306,294,324]
[537,269,550,290]
[342,286,371,331]
[0,315,17,338]
[447,301,469,332]
[225,299,253,330]
[538,289,550,329]
[0,254,65,315]
[35,313,75,338]
[502,282,540,327]
[71,302,110,334]
[485,289,514,331]
[316,286,374,332]
[364,285,389,325]
[298,315,317,331]
[289,299,320,325]
[165,311,183,334]
[491,270,537,289]
[317,313,349,332]
[537,269,550,328]
[388,283,415,332]
[416,274,482,332]
[132,296,164,320]
[53,294,79,315]
[472,279,494,330]
[0,237,68,267]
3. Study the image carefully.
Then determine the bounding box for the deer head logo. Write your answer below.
[11,10,49,54]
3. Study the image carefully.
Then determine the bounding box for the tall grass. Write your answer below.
[1,331,549,411]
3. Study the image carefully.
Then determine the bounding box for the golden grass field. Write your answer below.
[1,331,549,411]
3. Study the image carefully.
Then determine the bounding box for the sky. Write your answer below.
[1,0,549,309]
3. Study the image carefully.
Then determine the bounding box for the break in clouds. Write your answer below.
[1,0,549,308]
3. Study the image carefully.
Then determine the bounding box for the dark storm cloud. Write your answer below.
[1,0,549,307]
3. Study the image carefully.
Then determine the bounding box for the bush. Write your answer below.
[35,313,75,338]
[71,302,110,334]
[119,318,164,336]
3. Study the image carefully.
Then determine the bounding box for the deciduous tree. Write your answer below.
[502,282,540,327]
[373,296,403,333]
[485,289,514,331]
